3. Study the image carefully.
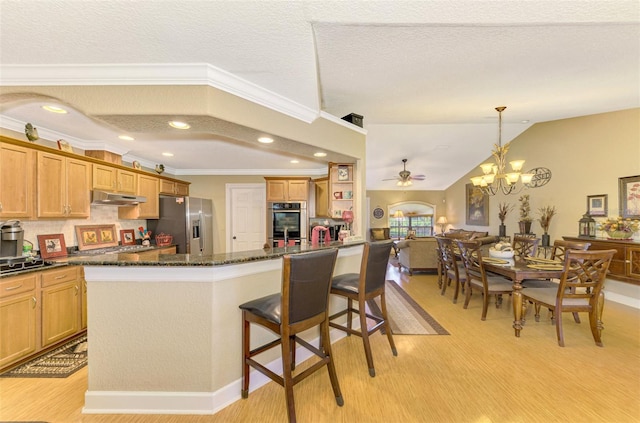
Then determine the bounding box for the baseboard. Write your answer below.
[83,327,351,415]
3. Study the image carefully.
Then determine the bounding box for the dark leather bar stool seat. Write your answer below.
[328,240,397,377]
[239,248,342,423]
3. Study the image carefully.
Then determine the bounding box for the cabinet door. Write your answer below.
[41,280,80,347]
[66,158,91,218]
[137,174,159,218]
[287,180,308,201]
[159,179,176,195]
[266,180,287,201]
[175,182,189,196]
[37,152,67,218]
[0,292,37,368]
[92,163,117,191]
[628,246,640,280]
[81,270,87,330]
[117,169,137,194]
[315,179,329,217]
[0,143,34,218]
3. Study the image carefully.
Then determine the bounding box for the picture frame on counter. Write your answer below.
[75,224,119,250]
[37,233,68,259]
[57,139,73,153]
[587,194,608,217]
[120,229,136,245]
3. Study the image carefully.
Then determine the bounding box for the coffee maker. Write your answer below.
[0,220,25,258]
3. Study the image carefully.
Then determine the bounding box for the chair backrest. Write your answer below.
[512,236,540,259]
[370,228,390,241]
[551,240,591,261]
[557,249,616,305]
[361,240,394,294]
[436,236,458,275]
[283,248,338,325]
[455,239,484,285]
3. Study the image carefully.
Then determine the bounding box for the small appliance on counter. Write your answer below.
[0,220,24,259]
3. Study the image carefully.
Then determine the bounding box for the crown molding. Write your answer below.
[0,63,320,123]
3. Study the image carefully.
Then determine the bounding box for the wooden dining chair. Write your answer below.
[328,240,397,377]
[521,249,616,347]
[239,248,343,423]
[512,235,540,259]
[436,236,466,303]
[522,240,592,289]
[456,239,513,320]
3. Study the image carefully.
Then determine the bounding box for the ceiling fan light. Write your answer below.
[397,180,403,186]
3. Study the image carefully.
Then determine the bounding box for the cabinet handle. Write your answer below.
[5,284,23,291]
[55,275,66,280]
[75,285,79,295]
[68,205,72,214]
[0,202,3,211]
[32,296,37,308]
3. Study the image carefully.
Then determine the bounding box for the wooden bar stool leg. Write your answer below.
[346,298,353,334]
[281,334,297,423]
[241,312,250,399]
[321,320,344,406]
[359,301,376,377]
[380,292,398,356]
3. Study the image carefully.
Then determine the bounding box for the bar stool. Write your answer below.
[239,248,342,423]
[328,240,397,377]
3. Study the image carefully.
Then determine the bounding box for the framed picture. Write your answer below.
[75,224,119,250]
[337,165,349,181]
[465,183,489,226]
[119,229,136,245]
[37,233,68,259]
[587,194,608,217]
[619,175,640,219]
[57,139,73,153]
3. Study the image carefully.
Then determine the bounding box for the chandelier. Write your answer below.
[470,106,534,196]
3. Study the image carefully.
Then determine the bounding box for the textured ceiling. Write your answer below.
[0,1,638,189]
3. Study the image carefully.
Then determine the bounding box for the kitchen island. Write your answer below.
[66,241,365,415]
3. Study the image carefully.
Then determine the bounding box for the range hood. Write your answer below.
[91,190,147,206]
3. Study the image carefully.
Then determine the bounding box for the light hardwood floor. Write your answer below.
[1,262,639,422]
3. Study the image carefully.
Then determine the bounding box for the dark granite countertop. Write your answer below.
[0,262,69,279]
[59,241,365,267]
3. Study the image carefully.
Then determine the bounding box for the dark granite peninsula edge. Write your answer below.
[63,240,364,267]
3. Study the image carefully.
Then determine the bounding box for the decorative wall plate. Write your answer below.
[373,207,384,219]
[527,167,552,188]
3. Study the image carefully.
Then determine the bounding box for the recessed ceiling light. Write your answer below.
[118,135,134,141]
[42,105,67,114]
[258,137,274,144]
[314,152,327,157]
[162,152,174,157]
[290,159,299,164]
[521,120,530,124]
[169,121,190,129]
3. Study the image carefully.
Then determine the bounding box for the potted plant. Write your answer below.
[537,205,557,246]
[497,202,514,237]
[518,194,533,234]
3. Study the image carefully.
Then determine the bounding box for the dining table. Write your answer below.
[482,259,564,337]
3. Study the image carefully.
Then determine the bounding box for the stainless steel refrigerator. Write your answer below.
[148,196,213,255]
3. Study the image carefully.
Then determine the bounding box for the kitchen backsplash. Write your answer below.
[20,206,146,251]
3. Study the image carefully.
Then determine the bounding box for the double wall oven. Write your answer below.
[267,202,307,247]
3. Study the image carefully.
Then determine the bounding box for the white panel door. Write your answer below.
[228,184,266,252]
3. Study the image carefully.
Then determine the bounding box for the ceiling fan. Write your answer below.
[383,159,426,186]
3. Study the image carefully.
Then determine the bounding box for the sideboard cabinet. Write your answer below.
[563,236,640,285]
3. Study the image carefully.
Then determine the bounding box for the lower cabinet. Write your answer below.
[0,266,84,372]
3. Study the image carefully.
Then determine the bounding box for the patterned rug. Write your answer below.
[0,334,87,378]
[368,280,449,335]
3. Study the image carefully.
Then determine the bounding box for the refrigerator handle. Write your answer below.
[198,212,204,252]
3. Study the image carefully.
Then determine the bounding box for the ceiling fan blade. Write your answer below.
[411,175,426,180]
[382,177,400,181]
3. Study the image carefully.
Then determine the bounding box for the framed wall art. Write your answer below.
[120,229,136,245]
[75,224,119,250]
[57,139,73,153]
[619,175,640,219]
[587,194,608,217]
[37,233,68,259]
[465,183,489,226]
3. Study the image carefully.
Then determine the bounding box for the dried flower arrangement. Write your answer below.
[518,194,532,222]
[537,206,557,234]
[498,202,515,223]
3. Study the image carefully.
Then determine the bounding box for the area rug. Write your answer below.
[367,280,449,335]
[0,335,87,378]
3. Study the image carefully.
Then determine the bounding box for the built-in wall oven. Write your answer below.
[267,202,307,247]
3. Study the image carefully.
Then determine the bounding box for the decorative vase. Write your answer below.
[518,221,532,234]
[499,224,506,237]
[541,233,550,247]
[606,230,633,240]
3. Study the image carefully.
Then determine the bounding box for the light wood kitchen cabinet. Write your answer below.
[40,267,81,348]
[0,274,37,368]
[265,177,310,202]
[81,269,87,330]
[93,163,137,194]
[118,174,160,219]
[159,179,189,196]
[0,142,35,219]
[314,177,329,217]
[37,152,91,218]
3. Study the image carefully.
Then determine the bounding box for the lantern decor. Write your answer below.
[579,213,596,238]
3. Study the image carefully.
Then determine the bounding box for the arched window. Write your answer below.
[389,202,435,239]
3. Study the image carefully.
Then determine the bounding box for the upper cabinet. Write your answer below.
[0,142,35,219]
[93,163,136,194]
[36,151,91,219]
[314,177,329,217]
[328,163,355,219]
[159,179,189,197]
[265,177,310,202]
[118,174,160,220]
